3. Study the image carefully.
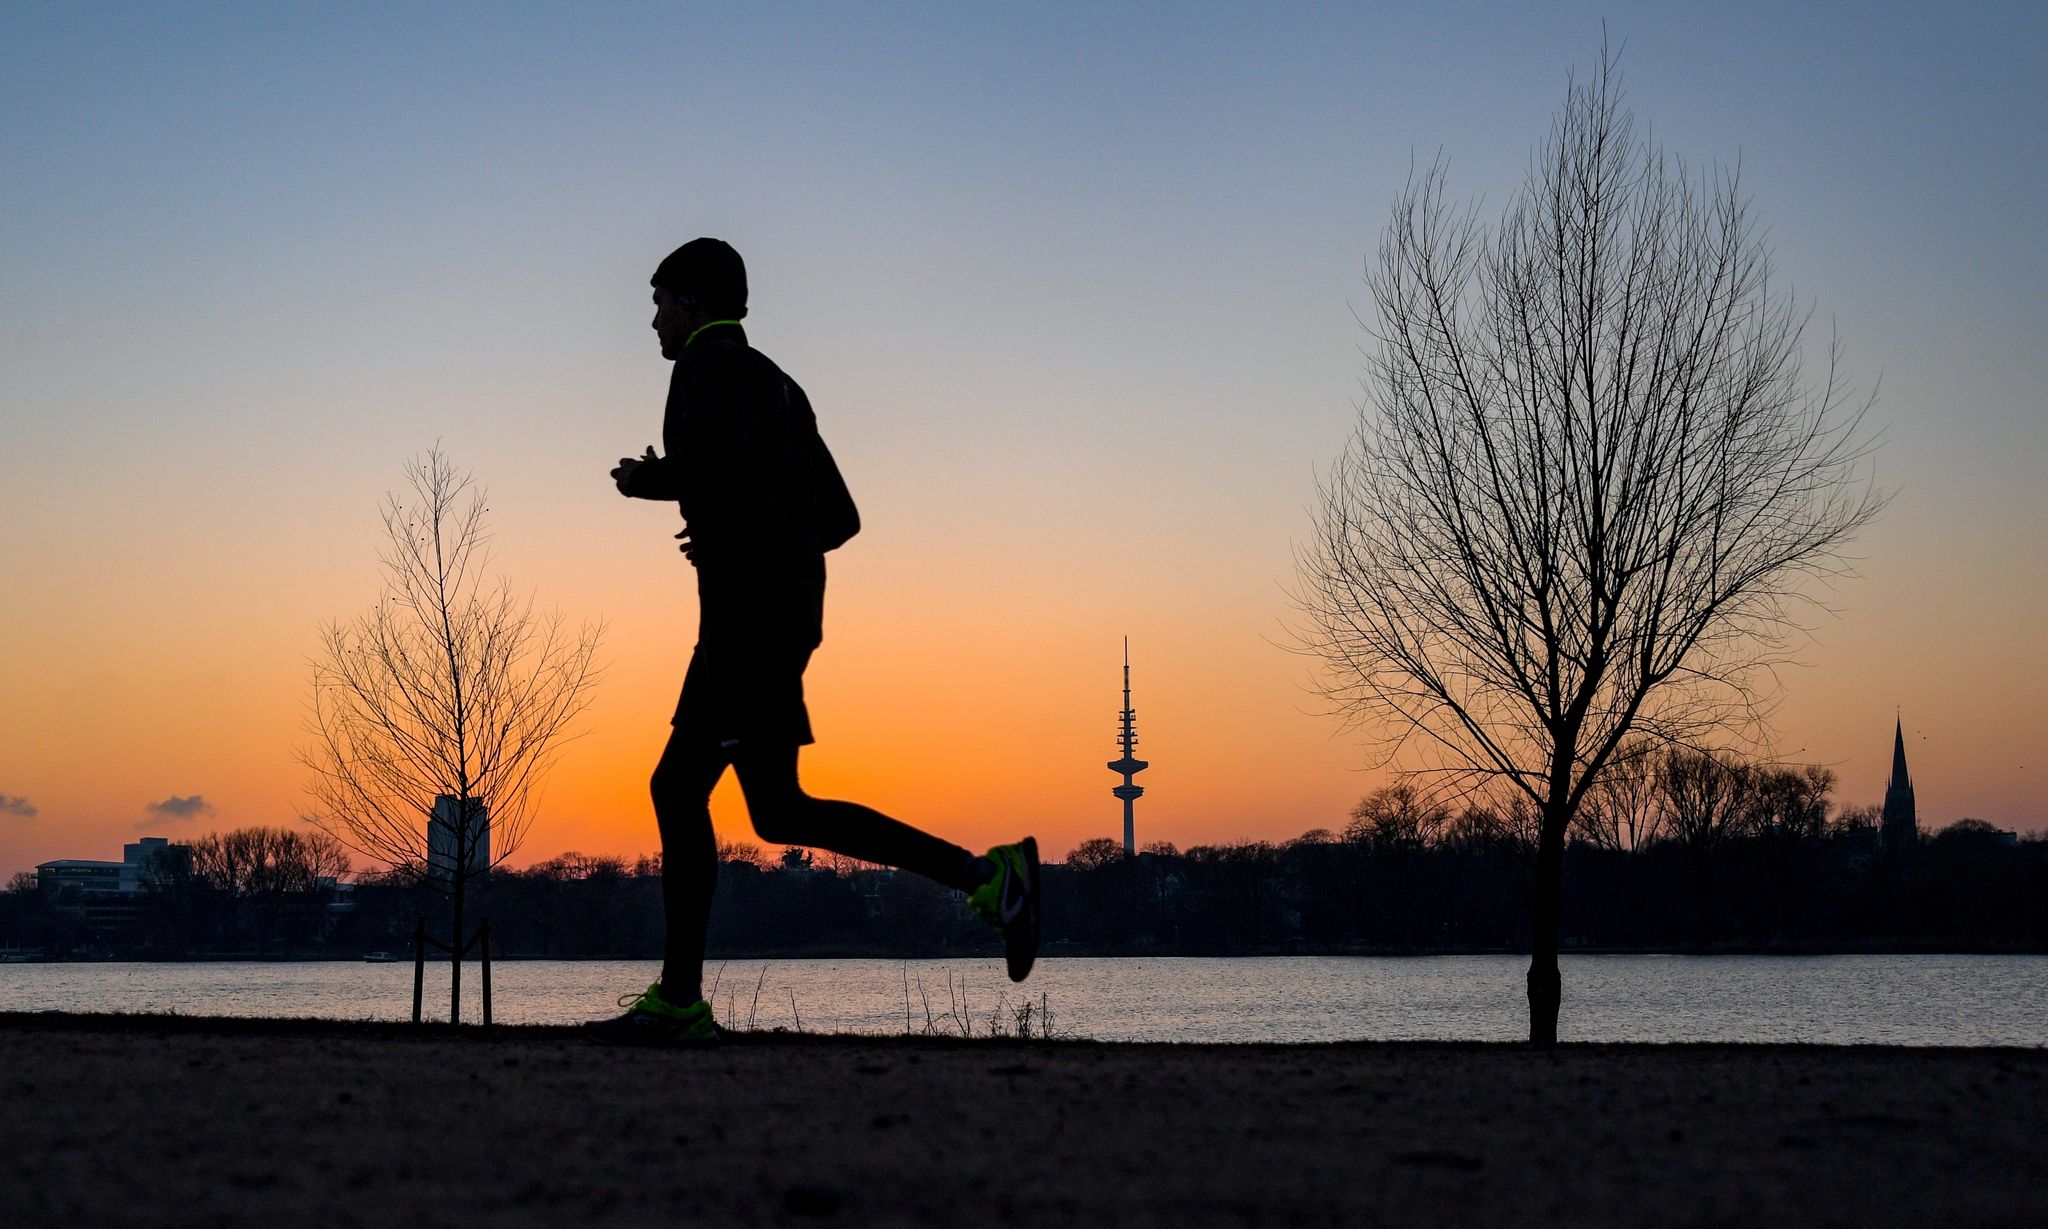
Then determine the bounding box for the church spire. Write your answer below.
[1881,714,1917,849]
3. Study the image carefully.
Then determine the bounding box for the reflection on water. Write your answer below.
[2,955,2043,1045]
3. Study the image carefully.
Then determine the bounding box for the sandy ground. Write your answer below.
[2,1014,2044,1228]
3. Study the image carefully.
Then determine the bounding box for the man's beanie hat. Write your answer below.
[652,237,748,319]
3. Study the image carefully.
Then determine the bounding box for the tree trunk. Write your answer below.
[1526,812,1568,1045]
[449,875,465,1025]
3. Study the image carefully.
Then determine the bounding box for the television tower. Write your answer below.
[1107,637,1149,855]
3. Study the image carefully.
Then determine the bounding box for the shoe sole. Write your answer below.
[1003,836,1041,983]
[582,1014,723,1047]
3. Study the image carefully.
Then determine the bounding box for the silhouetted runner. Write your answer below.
[586,238,1040,1045]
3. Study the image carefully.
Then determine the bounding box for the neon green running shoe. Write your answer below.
[968,837,1041,982]
[583,982,721,1046]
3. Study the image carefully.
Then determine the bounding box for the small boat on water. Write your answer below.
[363,952,398,963]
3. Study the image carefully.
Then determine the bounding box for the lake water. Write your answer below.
[3,955,2044,1045]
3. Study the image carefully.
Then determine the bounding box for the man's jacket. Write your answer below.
[625,322,858,648]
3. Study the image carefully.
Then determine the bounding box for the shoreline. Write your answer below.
[10,942,2048,963]
[6,1013,2046,1226]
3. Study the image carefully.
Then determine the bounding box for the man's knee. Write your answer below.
[745,788,817,846]
[652,742,721,805]
[650,762,680,805]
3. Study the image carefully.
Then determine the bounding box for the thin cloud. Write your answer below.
[0,794,35,819]
[141,794,215,828]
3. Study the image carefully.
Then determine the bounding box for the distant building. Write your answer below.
[36,836,189,900]
[1881,717,1917,850]
[36,859,122,898]
[428,794,490,885]
[120,837,189,891]
[35,836,191,936]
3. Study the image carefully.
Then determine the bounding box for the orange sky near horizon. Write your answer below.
[3,435,2042,883]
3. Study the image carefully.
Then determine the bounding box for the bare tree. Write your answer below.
[1066,838,1126,871]
[190,827,352,894]
[1833,803,1883,836]
[1575,740,1666,853]
[1296,51,1881,1042]
[302,447,601,1022]
[1449,789,1544,857]
[187,827,352,951]
[1744,763,1835,843]
[816,849,882,876]
[1659,747,1755,852]
[716,839,764,867]
[527,851,630,881]
[1343,784,1451,853]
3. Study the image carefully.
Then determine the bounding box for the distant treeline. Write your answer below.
[7,750,2044,959]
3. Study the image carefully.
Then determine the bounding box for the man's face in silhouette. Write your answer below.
[651,287,705,360]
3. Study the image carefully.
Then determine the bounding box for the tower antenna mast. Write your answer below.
[1108,636,1149,856]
